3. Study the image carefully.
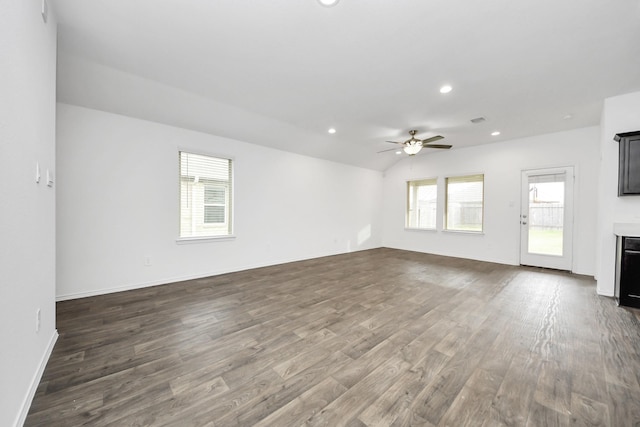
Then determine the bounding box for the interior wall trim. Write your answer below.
[56,248,380,301]
[15,330,58,427]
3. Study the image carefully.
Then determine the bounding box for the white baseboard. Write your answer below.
[56,247,380,301]
[15,330,58,427]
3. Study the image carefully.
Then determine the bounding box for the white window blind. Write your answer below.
[204,186,226,224]
[445,174,484,232]
[406,178,437,229]
[179,152,233,238]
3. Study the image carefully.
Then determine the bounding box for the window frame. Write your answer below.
[177,150,235,243]
[444,173,484,233]
[405,177,438,231]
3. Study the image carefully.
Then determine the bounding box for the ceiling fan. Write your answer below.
[379,130,452,156]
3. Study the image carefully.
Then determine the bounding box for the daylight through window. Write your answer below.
[445,174,484,232]
[179,152,233,238]
[406,178,437,229]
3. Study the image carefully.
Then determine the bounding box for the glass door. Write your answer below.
[520,167,574,271]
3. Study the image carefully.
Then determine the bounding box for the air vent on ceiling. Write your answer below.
[470,117,486,124]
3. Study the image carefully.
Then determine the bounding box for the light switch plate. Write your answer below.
[41,0,48,23]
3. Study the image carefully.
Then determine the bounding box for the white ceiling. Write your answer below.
[54,0,640,171]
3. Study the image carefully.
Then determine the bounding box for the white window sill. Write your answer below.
[404,227,437,232]
[442,229,484,235]
[176,235,236,244]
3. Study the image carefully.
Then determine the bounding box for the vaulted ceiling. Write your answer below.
[54,0,640,170]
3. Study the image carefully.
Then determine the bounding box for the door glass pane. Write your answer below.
[528,174,564,256]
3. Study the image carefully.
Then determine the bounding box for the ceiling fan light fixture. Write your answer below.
[317,0,339,7]
[403,141,423,155]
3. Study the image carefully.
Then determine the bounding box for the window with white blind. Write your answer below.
[445,174,484,232]
[204,186,226,224]
[179,152,233,238]
[406,178,437,230]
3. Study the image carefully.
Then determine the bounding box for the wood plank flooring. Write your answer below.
[26,248,640,426]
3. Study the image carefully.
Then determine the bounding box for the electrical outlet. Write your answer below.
[36,308,41,333]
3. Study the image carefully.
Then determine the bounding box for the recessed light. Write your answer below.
[395,151,402,155]
[318,0,339,7]
[563,114,573,120]
[491,131,501,136]
[439,85,453,94]
[328,128,336,134]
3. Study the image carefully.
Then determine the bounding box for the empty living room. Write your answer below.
[3,1,640,426]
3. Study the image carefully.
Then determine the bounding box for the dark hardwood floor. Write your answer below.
[26,248,640,426]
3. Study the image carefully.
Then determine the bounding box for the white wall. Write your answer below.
[596,91,640,296]
[56,103,383,299]
[56,52,394,172]
[381,127,600,276]
[0,1,58,426]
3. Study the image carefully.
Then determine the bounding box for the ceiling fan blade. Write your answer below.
[385,140,404,145]
[423,144,452,149]
[421,135,444,143]
[377,147,402,153]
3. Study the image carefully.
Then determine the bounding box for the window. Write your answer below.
[204,186,226,224]
[445,174,484,232]
[179,152,233,238]
[406,178,437,229]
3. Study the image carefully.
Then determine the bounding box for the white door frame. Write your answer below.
[520,166,574,271]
